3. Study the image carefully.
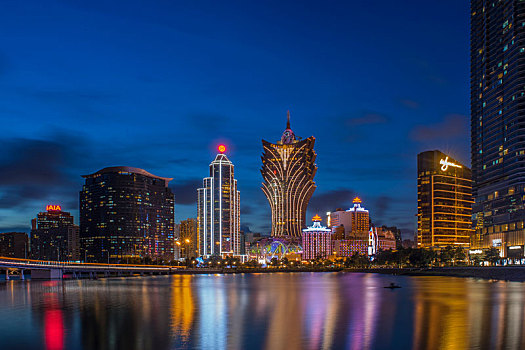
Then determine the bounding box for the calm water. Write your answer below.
[0,272,524,350]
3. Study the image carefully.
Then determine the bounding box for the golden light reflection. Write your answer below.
[170,275,194,342]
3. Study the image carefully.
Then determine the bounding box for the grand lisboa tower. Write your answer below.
[261,112,317,237]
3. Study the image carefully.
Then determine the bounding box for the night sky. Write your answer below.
[0,1,470,238]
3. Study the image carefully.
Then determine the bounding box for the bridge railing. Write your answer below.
[0,256,184,271]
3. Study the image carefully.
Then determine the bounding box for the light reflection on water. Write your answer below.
[0,273,524,349]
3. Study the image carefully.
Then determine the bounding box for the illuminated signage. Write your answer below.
[312,214,322,221]
[440,156,462,171]
[509,245,523,250]
[492,239,502,247]
[469,249,483,254]
[218,144,226,153]
[46,205,62,211]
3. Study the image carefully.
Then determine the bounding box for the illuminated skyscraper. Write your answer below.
[197,145,241,257]
[80,167,174,262]
[30,205,77,261]
[327,197,370,237]
[261,112,317,237]
[417,151,473,248]
[471,1,525,256]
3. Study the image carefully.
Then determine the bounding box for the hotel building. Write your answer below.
[261,112,317,237]
[80,166,175,262]
[471,0,525,258]
[328,197,370,237]
[197,146,241,257]
[417,151,473,249]
[302,215,332,260]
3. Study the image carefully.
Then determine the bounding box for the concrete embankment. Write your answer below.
[347,267,525,282]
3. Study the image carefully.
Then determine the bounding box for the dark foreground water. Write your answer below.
[0,272,524,350]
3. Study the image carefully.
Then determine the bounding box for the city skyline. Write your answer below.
[0,1,471,238]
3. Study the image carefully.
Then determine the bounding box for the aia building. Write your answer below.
[30,205,78,261]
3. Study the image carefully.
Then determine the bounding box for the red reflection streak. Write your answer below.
[44,295,64,350]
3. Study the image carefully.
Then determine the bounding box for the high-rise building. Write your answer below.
[0,232,28,258]
[80,166,174,263]
[471,1,525,257]
[328,197,370,237]
[417,151,473,248]
[302,215,332,260]
[261,112,317,237]
[197,145,241,257]
[179,218,198,259]
[30,205,77,261]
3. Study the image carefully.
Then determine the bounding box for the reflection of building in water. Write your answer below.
[196,276,228,349]
[170,275,195,344]
[412,278,470,349]
[261,274,304,350]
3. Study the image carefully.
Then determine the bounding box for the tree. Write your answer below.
[409,248,435,268]
[439,246,455,266]
[453,247,467,265]
[484,248,500,266]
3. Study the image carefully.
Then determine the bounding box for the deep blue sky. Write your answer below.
[0,1,470,238]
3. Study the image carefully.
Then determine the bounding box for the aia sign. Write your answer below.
[46,205,62,211]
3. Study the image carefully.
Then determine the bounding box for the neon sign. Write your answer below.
[46,205,62,211]
[440,156,462,171]
[218,144,226,153]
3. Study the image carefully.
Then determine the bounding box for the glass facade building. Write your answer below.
[261,113,317,237]
[80,166,174,263]
[417,151,473,248]
[197,152,241,257]
[471,1,525,256]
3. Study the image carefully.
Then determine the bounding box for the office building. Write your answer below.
[80,166,175,263]
[30,205,77,261]
[0,232,28,258]
[261,112,317,237]
[302,215,332,260]
[471,0,525,258]
[417,151,473,248]
[197,145,241,257]
[179,218,198,259]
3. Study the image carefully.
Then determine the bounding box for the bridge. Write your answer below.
[0,257,183,280]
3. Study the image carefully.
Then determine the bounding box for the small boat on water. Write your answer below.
[384,282,401,289]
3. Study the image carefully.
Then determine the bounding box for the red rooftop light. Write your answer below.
[218,144,226,153]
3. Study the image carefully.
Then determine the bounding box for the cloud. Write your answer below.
[399,98,420,109]
[241,205,254,215]
[410,114,468,142]
[170,178,202,205]
[0,133,90,228]
[240,224,252,233]
[373,195,392,221]
[346,113,388,126]
[307,189,355,215]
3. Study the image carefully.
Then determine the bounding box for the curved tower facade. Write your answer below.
[261,112,317,237]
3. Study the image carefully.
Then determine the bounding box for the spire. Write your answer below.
[286,110,291,129]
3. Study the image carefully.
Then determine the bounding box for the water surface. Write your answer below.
[0,272,523,349]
